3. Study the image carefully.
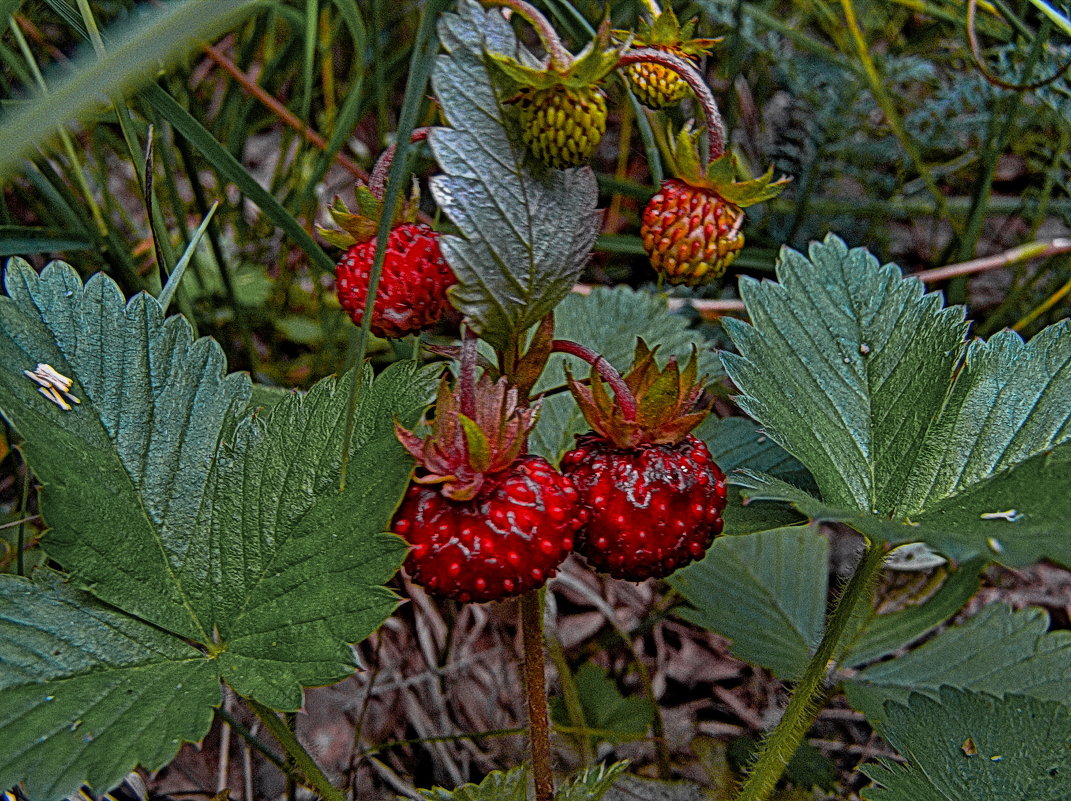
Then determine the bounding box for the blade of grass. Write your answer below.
[0,225,91,256]
[338,0,451,490]
[0,0,259,178]
[144,83,336,274]
[159,201,220,314]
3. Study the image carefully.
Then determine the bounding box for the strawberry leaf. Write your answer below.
[429,0,600,352]
[670,527,829,681]
[845,604,1071,725]
[416,766,529,801]
[860,687,1071,801]
[0,261,437,796]
[721,235,1071,566]
[0,572,219,801]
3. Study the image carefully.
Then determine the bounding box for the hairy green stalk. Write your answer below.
[734,539,887,801]
[248,698,347,801]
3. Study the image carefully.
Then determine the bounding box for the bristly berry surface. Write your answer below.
[392,455,585,602]
[562,433,726,581]
[335,222,456,339]
[511,85,608,170]
[641,178,744,287]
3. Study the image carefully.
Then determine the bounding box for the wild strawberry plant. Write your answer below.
[0,1,1069,801]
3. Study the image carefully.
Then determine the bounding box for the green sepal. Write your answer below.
[317,180,421,249]
[488,18,627,91]
[667,125,790,208]
[615,7,721,54]
[459,414,492,473]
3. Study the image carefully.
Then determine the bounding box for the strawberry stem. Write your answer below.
[519,590,555,801]
[733,539,888,801]
[369,127,431,201]
[550,340,639,421]
[459,327,478,418]
[479,0,572,72]
[617,48,726,162]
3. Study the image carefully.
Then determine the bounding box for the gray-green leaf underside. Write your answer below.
[845,603,1071,725]
[0,260,437,799]
[530,286,723,462]
[722,235,1071,566]
[861,687,1071,801]
[429,0,600,351]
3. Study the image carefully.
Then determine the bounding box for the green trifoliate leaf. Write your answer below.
[860,687,1071,801]
[0,259,250,641]
[0,572,219,801]
[415,766,528,801]
[845,604,1071,725]
[429,0,600,352]
[0,261,437,797]
[670,527,828,680]
[529,286,722,461]
[722,235,1071,566]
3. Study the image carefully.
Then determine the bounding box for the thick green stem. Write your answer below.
[734,539,887,801]
[247,698,347,801]
[520,591,554,801]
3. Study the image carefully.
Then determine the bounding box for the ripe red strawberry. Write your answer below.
[641,126,789,287]
[393,455,583,602]
[562,433,725,580]
[392,374,583,603]
[334,222,455,339]
[561,340,727,580]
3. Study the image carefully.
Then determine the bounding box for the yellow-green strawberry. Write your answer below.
[614,8,720,109]
[489,17,627,169]
[642,125,789,286]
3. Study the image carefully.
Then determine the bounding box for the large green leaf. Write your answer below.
[670,527,829,681]
[530,286,723,462]
[551,663,656,745]
[844,604,1071,724]
[0,260,437,798]
[0,260,250,640]
[722,235,1071,566]
[860,687,1071,801]
[428,0,600,351]
[0,0,258,179]
[0,572,219,801]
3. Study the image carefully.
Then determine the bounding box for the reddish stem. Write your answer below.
[459,328,478,418]
[550,340,638,421]
[617,48,726,163]
[520,591,555,801]
[369,128,431,201]
[480,0,571,72]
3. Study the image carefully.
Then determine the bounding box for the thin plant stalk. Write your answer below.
[519,590,555,801]
[617,48,726,162]
[734,539,887,801]
[247,699,347,801]
[550,340,638,420]
[479,0,570,70]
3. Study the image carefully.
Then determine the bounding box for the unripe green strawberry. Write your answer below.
[511,85,608,170]
[623,49,693,109]
[641,178,744,287]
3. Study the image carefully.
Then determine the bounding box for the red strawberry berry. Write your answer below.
[562,433,725,580]
[393,455,584,602]
[335,222,456,339]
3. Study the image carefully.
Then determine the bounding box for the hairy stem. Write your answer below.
[459,327,478,418]
[550,340,638,421]
[480,0,571,71]
[734,539,887,801]
[369,127,431,201]
[520,591,555,801]
[247,699,347,801]
[617,48,726,162]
